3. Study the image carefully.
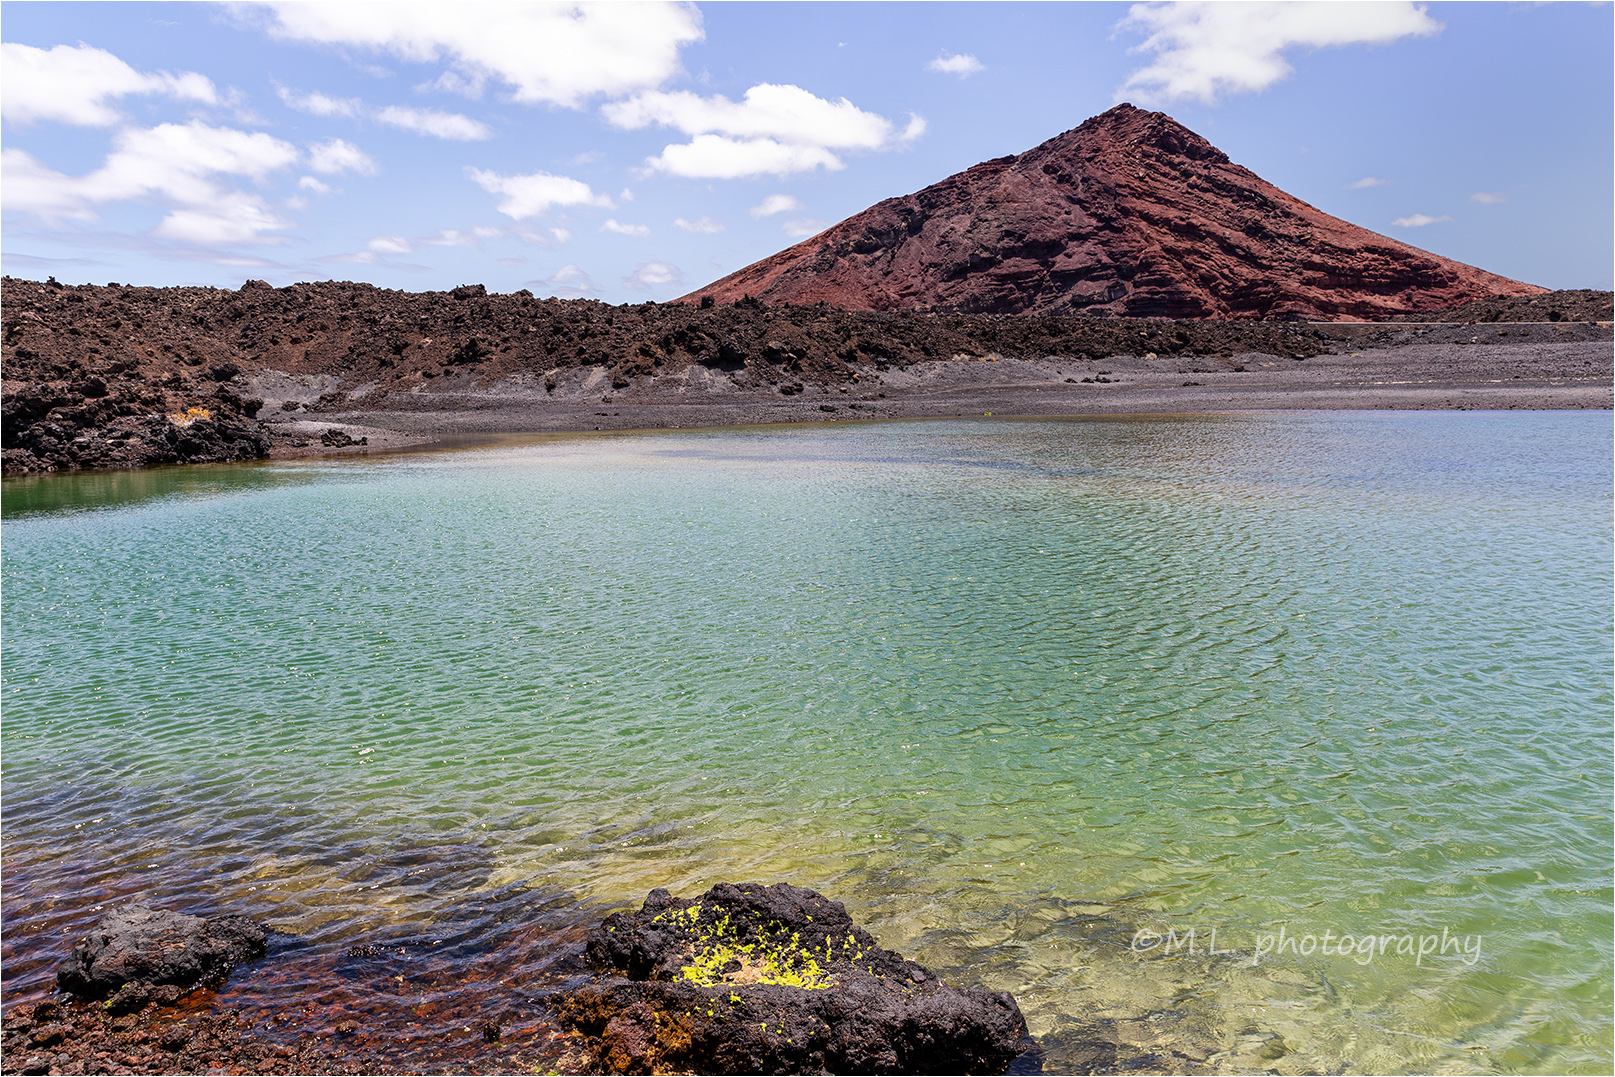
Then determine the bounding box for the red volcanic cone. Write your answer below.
[680,104,1542,321]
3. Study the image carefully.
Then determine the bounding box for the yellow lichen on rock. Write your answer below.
[673,910,837,990]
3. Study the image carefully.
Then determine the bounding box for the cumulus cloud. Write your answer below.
[243,1,703,108]
[1470,191,1506,205]
[622,260,682,291]
[1117,1,1442,104]
[1348,176,1389,189]
[601,218,651,237]
[298,175,333,194]
[1391,213,1452,228]
[750,194,803,218]
[155,195,290,246]
[646,136,842,179]
[5,122,299,245]
[783,218,827,238]
[277,86,362,117]
[927,52,984,77]
[468,167,612,220]
[605,83,924,178]
[2,42,218,126]
[376,105,492,140]
[307,138,378,175]
[1,149,97,219]
[673,215,725,233]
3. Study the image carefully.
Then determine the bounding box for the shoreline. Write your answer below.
[267,337,1612,462]
[4,271,1608,476]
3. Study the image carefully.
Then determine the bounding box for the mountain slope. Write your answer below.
[680,104,1543,320]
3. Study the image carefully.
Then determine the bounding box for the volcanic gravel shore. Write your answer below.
[2,276,1609,474]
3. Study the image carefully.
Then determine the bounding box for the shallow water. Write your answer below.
[4,412,1610,1074]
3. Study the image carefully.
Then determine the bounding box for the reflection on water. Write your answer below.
[2,459,291,518]
[3,412,1610,1074]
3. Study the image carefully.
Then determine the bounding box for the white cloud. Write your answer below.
[245,1,703,108]
[1117,1,1442,104]
[1348,176,1389,189]
[276,85,489,140]
[376,105,492,140]
[422,68,486,99]
[1,149,97,218]
[673,215,725,233]
[424,226,503,246]
[1470,191,1506,205]
[646,136,843,179]
[155,194,290,245]
[96,124,293,213]
[605,82,923,178]
[2,43,217,126]
[368,235,414,255]
[331,234,414,264]
[606,83,900,148]
[307,138,378,175]
[601,218,651,237]
[467,167,612,220]
[277,86,361,117]
[783,218,827,238]
[97,124,299,243]
[750,194,803,218]
[1390,213,1452,228]
[550,227,572,244]
[542,262,597,298]
[623,260,682,291]
[927,52,985,77]
[298,175,333,194]
[4,123,299,245]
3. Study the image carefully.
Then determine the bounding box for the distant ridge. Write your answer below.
[680,104,1543,321]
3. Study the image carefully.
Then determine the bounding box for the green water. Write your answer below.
[4,412,1611,1073]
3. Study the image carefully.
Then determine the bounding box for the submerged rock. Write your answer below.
[56,904,267,1001]
[556,882,1031,1074]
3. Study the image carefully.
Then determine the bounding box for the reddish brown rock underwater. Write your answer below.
[680,104,1544,321]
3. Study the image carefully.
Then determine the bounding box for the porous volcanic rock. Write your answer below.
[1389,288,1613,324]
[556,882,1031,1075]
[680,104,1544,320]
[6,274,1602,475]
[56,905,268,1002]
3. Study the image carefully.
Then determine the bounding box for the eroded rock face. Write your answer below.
[556,882,1031,1075]
[56,905,268,1001]
[680,104,1544,321]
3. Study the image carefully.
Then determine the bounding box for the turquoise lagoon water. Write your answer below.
[3,412,1610,1073]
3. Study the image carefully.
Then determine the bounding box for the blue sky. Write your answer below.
[4,2,1610,301]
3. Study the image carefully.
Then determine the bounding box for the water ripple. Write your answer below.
[3,412,1610,1073]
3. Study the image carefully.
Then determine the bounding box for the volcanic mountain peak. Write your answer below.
[682,104,1542,321]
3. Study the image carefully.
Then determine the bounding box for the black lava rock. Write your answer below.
[558,882,1031,1075]
[56,905,268,1000]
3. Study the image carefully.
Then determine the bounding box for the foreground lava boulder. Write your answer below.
[682,103,1543,321]
[556,882,1031,1074]
[56,905,268,1003]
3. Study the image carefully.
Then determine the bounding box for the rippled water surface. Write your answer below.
[4,412,1611,1073]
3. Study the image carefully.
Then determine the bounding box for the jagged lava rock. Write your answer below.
[682,104,1544,321]
[56,905,268,1001]
[557,882,1031,1074]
